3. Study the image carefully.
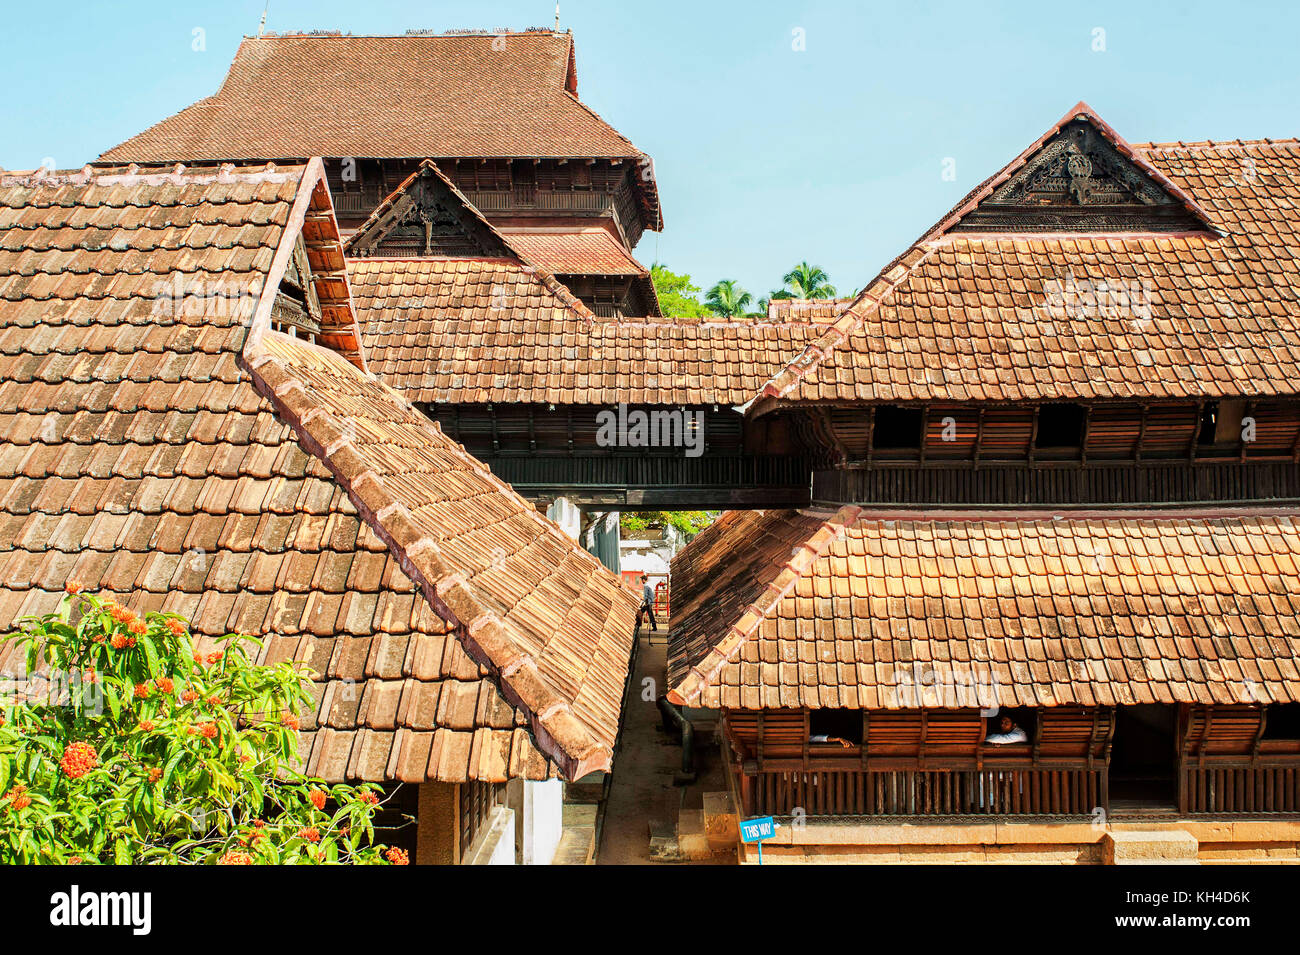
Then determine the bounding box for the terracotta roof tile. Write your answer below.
[0,162,635,783]
[352,257,822,405]
[503,229,647,276]
[667,508,1300,710]
[758,108,1300,407]
[244,327,639,778]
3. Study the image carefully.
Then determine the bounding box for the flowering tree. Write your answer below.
[0,587,409,865]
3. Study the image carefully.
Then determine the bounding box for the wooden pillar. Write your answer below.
[416,782,460,865]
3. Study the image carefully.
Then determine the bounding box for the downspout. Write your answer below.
[656,696,697,784]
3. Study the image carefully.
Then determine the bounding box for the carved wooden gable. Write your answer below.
[951,117,1206,233]
[348,165,517,259]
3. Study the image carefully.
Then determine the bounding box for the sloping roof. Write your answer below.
[503,229,648,276]
[98,31,663,231]
[350,256,823,404]
[101,32,636,161]
[756,105,1300,409]
[244,331,639,779]
[667,507,1300,710]
[765,298,852,322]
[0,162,636,782]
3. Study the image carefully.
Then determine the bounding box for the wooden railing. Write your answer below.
[813,460,1300,507]
[740,764,1106,817]
[462,189,615,215]
[1180,763,1300,814]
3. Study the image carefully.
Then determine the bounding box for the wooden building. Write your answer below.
[667,105,1300,864]
[99,30,663,319]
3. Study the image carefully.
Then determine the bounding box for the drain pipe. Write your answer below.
[656,695,697,784]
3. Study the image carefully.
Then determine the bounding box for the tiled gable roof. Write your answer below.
[0,161,636,782]
[666,507,1300,710]
[756,105,1300,409]
[100,32,639,162]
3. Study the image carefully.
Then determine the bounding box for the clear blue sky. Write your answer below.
[3,0,1297,299]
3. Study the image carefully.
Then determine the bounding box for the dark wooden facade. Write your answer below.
[424,403,820,508]
[326,157,650,247]
[726,705,1300,818]
[806,398,1300,506]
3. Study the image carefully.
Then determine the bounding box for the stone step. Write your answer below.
[1104,829,1200,865]
[552,824,596,865]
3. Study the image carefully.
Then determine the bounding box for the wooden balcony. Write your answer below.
[741,760,1106,817]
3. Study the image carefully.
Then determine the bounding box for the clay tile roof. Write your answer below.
[100,32,636,161]
[764,298,853,323]
[0,159,634,781]
[350,257,824,405]
[756,104,1300,408]
[502,229,648,276]
[97,31,662,231]
[666,507,1300,710]
[243,331,639,779]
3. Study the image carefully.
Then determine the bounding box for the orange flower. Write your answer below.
[198,722,217,739]
[147,767,162,783]
[218,850,253,865]
[297,826,320,843]
[206,651,223,665]
[109,633,136,650]
[128,619,147,636]
[205,695,221,706]
[358,790,379,807]
[3,784,31,812]
[64,580,82,595]
[166,618,186,637]
[385,847,409,865]
[139,719,155,732]
[155,677,174,694]
[133,683,150,698]
[308,788,327,811]
[181,689,199,703]
[59,742,98,779]
[281,713,300,731]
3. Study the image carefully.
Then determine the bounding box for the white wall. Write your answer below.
[546,497,582,540]
[462,806,516,865]
[507,777,565,865]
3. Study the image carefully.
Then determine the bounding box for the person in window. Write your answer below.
[985,714,1028,745]
[636,573,658,633]
[810,733,853,748]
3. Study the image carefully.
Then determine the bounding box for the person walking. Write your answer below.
[636,572,658,633]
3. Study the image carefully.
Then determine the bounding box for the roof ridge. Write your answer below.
[749,242,942,407]
[666,504,859,707]
[242,332,626,779]
[1,162,297,188]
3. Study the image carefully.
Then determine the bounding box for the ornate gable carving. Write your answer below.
[952,118,1204,233]
[348,166,517,259]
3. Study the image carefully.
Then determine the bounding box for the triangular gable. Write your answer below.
[344,160,520,259]
[343,159,597,319]
[746,103,1223,412]
[943,102,1218,235]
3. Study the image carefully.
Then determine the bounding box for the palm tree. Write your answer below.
[781,261,836,300]
[704,279,753,318]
